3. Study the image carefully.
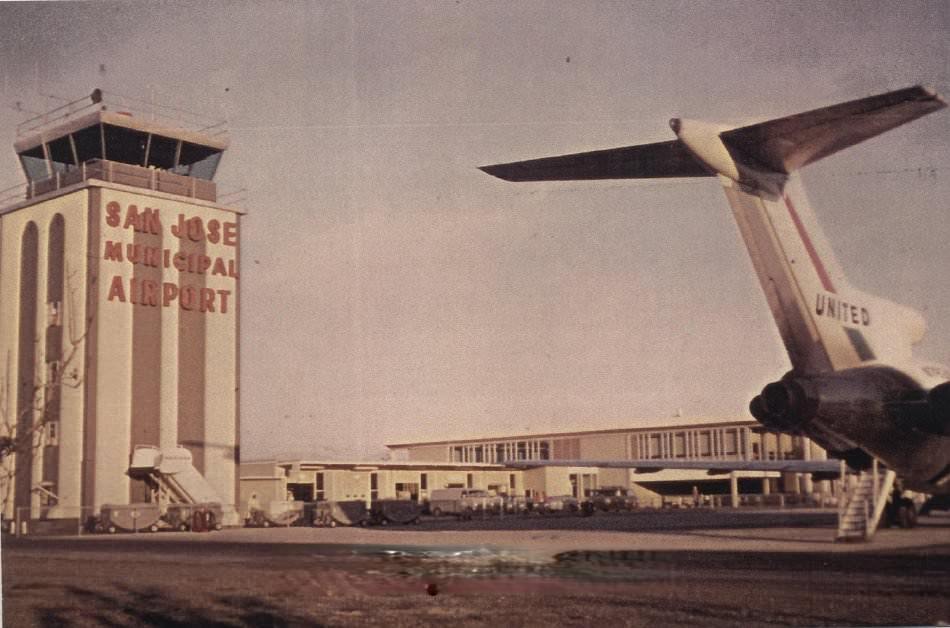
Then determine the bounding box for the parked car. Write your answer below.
[541,495,580,514]
[586,487,639,511]
[428,488,503,517]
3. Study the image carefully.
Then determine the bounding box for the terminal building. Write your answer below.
[0,90,240,524]
[388,419,830,500]
[240,420,833,513]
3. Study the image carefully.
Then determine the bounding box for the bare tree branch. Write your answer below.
[0,265,91,509]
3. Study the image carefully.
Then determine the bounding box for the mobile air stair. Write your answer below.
[836,460,895,542]
[129,446,240,527]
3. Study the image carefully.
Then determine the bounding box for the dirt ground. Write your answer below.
[4,510,950,627]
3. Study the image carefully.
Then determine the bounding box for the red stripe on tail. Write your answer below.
[784,195,836,294]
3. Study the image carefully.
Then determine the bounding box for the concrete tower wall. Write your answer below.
[0,182,240,519]
[0,190,90,519]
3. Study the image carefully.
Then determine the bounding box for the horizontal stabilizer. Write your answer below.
[722,85,946,174]
[480,139,713,181]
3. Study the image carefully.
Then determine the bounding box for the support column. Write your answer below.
[730,471,739,508]
[812,439,831,498]
[801,437,814,496]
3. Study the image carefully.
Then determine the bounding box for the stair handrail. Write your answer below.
[863,497,871,538]
[868,468,896,537]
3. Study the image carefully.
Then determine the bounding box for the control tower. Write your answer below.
[0,90,240,526]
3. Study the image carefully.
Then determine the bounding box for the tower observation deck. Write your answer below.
[5,88,229,206]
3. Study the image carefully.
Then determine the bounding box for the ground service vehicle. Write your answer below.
[587,487,638,512]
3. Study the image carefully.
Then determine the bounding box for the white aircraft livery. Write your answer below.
[480,86,950,502]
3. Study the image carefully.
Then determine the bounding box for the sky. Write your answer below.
[1,1,948,460]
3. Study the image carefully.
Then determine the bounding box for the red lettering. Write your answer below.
[217,289,231,314]
[103,241,124,262]
[228,259,239,279]
[107,276,126,302]
[187,217,204,242]
[171,213,186,238]
[123,205,141,231]
[173,253,188,272]
[180,285,197,311]
[197,255,212,274]
[105,201,121,227]
[212,258,228,276]
[103,276,230,313]
[200,288,216,313]
[206,220,221,244]
[222,222,238,246]
[142,280,159,306]
[144,246,162,267]
[162,283,179,306]
[141,207,161,234]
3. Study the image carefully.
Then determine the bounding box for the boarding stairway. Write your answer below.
[836,460,895,542]
[129,446,240,526]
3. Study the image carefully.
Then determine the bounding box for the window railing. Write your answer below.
[2,159,217,205]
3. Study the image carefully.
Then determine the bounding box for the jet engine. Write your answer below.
[748,367,924,435]
[748,379,814,432]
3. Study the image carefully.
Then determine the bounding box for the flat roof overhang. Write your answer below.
[268,460,512,472]
[386,419,760,449]
[14,110,229,154]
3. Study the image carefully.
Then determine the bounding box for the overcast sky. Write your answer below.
[1,1,948,460]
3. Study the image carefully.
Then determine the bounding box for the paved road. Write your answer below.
[4,509,950,626]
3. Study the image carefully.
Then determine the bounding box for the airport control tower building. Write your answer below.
[0,90,240,524]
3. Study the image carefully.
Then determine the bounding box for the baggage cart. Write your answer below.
[99,503,162,533]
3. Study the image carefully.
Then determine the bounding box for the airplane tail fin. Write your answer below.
[481,86,945,374]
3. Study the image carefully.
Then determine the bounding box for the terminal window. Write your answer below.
[698,431,712,457]
[674,432,686,458]
[315,473,325,501]
[723,430,739,456]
